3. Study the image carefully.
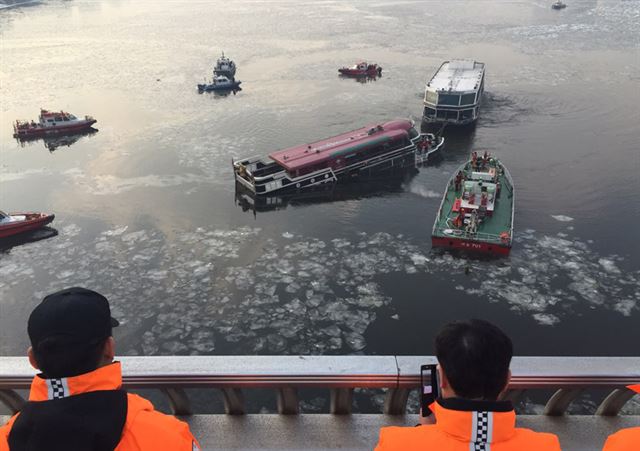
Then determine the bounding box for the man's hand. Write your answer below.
[418,408,436,425]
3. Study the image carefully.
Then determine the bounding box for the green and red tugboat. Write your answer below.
[432,152,514,256]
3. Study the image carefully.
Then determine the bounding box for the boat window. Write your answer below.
[47,119,54,123]
[438,94,460,106]
[425,91,438,104]
[460,109,474,119]
[460,93,476,105]
[445,110,459,119]
[0,210,7,219]
[63,117,69,121]
[436,110,446,119]
[424,107,436,117]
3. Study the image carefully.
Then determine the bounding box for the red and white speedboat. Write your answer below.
[0,211,55,239]
[13,109,97,139]
[338,62,382,76]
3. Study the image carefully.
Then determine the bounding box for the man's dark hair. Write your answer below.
[32,336,107,379]
[435,319,513,400]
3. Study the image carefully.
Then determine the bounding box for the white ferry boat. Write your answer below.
[422,60,485,126]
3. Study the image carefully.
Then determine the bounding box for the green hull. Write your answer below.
[432,156,514,254]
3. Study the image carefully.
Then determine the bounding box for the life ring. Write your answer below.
[500,232,510,243]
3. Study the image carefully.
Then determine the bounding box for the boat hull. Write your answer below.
[14,120,97,138]
[338,68,381,76]
[198,82,241,92]
[431,235,511,256]
[0,213,55,239]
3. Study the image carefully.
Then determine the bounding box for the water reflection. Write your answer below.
[198,87,242,97]
[16,128,99,152]
[338,73,383,84]
[0,226,58,253]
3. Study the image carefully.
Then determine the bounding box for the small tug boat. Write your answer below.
[197,75,242,92]
[0,210,55,239]
[13,109,96,138]
[214,52,236,78]
[431,152,514,256]
[338,62,382,77]
[551,1,567,9]
[234,119,443,196]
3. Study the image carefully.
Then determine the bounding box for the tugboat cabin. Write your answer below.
[423,60,485,126]
[234,119,421,195]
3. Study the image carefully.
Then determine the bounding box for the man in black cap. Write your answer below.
[0,287,200,451]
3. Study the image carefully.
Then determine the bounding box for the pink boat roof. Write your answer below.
[269,119,413,172]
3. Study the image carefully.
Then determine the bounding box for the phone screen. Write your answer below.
[420,364,440,417]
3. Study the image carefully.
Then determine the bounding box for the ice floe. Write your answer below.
[0,221,638,356]
[551,215,574,222]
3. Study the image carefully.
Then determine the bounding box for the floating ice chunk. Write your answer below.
[61,224,82,237]
[146,270,168,281]
[282,232,294,239]
[613,299,636,316]
[121,230,148,244]
[598,258,620,274]
[410,253,428,266]
[551,215,574,222]
[391,314,399,320]
[344,332,366,351]
[532,313,560,326]
[103,226,128,237]
[331,238,351,248]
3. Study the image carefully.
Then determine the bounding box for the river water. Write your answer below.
[1,0,639,359]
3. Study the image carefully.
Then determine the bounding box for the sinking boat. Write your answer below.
[338,62,382,77]
[431,152,514,255]
[233,119,443,196]
[13,109,96,139]
[198,75,242,92]
[0,210,55,239]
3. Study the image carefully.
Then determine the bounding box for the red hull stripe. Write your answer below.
[0,214,55,239]
[431,236,511,256]
[14,121,96,138]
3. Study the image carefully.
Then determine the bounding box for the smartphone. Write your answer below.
[420,364,440,417]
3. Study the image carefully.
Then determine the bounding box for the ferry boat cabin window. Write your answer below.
[436,110,447,119]
[437,94,460,106]
[445,110,459,120]
[460,109,474,120]
[460,93,476,105]
[424,107,436,117]
[425,91,438,104]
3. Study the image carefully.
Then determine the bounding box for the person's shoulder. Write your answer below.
[0,414,20,451]
[117,393,199,450]
[375,425,437,451]
[603,427,640,451]
[513,426,561,449]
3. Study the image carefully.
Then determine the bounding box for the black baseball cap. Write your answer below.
[28,287,119,351]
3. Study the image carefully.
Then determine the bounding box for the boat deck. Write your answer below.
[428,60,485,93]
[433,161,513,242]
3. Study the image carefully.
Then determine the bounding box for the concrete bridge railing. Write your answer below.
[1,355,639,417]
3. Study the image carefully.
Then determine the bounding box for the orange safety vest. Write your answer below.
[375,398,560,451]
[603,384,640,451]
[0,362,200,451]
